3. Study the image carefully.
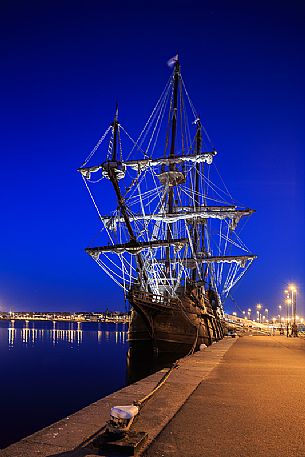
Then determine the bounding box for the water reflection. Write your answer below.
[6,320,128,348]
[8,320,15,348]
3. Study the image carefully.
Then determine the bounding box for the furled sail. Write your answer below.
[86,238,188,256]
[78,151,216,180]
[101,208,255,231]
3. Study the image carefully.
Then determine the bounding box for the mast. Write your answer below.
[111,104,119,161]
[166,59,180,275]
[192,118,202,281]
[168,59,180,211]
[107,107,147,285]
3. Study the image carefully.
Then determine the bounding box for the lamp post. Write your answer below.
[248,308,251,320]
[278,305,282,323]
[290,285,297,336]
[290,286,297,325]
[285,289,291,337]
[285,285,297,336]
[256,304,262,323]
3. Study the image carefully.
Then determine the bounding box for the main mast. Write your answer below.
[192,118,202,281]
[166,59,180,275]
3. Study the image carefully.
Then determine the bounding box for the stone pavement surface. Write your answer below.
[143,336,305,457]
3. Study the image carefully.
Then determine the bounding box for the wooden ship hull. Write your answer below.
[127,288,224,353]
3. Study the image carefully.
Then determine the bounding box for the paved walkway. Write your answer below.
[143,336,305,457]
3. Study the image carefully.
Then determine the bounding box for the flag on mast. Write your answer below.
[167,54,179,67]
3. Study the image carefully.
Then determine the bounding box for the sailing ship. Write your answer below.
[78,56,256,353]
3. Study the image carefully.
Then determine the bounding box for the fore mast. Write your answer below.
[104,106,147,288]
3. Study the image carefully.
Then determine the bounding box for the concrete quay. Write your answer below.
[2,336,305,456]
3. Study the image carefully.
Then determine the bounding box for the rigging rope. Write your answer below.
[82,176,103,221]
[124,74,172,161]
[81,125,112,167]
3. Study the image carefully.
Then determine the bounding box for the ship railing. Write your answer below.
[129,290,179,309]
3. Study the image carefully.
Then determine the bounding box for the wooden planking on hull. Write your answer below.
[128,307,224,354]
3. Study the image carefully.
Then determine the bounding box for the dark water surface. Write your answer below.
[0,320,129,449]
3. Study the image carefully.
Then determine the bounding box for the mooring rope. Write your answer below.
[76,327,208,452]
[134,360,179,408]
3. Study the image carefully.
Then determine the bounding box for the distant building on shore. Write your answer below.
[0,310,130,323]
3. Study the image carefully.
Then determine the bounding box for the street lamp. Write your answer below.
[278,305,282,323]
[256,304,262,323]
[289,285,297,325]
[285,289,290,337]
[284,286,297,337]
[289,285,297,336]
[265,308,269,321]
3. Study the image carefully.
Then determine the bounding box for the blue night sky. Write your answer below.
[0,1,304,316]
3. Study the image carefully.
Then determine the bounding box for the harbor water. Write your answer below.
[0,320,129,449]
